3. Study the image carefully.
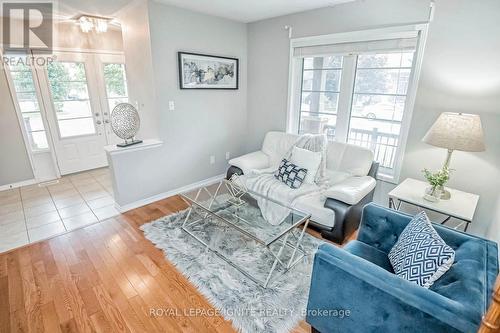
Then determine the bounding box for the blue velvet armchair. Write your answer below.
[306,203,499,333]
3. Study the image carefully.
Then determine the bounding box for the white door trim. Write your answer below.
[1,50,60,182]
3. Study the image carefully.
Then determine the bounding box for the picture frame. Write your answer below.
[178,52,239,90]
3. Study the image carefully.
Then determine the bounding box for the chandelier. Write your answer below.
[76,15,111,33]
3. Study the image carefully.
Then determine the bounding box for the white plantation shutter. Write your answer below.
[293,37,418,57]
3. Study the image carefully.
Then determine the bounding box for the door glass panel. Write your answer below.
[47,61,96,138]
[7,61,49,151]
[11,71,36,92]
[58,118,96,137]
[17,92,40,112]
[103,63,128,112]
[107,97,129,112]
[54,100,93,119]
[31,131,49,150]
[53,82,90,100]
[22,113,45,131]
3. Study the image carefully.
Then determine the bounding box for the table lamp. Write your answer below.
[422,112,485,199]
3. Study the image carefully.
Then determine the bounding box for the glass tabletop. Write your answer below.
[180,180,310,246]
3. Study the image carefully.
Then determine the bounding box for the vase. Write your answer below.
[423,186,442,202]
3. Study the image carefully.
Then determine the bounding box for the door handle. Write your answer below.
[96,120,102,125]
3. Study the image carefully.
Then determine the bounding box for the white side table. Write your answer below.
[388,178,479,232]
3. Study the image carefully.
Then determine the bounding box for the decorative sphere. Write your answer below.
[110,103,140,140]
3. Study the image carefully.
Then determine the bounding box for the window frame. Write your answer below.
[4,59,51,153]
[287,24,428,183]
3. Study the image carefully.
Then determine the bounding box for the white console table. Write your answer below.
[104,139,164,211]
[388,178,479,232]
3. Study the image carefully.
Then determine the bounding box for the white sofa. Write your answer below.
[227,131,378,243]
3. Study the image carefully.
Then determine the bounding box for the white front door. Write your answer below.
[95,54,129,146]
[38,52,108,175]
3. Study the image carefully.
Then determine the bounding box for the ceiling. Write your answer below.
[153,0,355,23]
[10,0,354,23]
[55,0,133,18]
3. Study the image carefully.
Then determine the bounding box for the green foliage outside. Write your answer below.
[46,62,126,111]
[103,64,127,97]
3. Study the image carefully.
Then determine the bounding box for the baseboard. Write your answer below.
[0,178,37,192]
[115,173,226,213]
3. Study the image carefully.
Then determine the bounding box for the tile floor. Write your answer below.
[0,167,119,253]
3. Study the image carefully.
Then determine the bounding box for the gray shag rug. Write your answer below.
[140,206,323,333]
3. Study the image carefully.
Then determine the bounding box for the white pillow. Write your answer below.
[290,146,321,184]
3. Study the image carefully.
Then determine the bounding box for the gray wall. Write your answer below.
[246,0,500,236]
[0,68,34,186]
[111,2,248,206]
[399,0,500,236]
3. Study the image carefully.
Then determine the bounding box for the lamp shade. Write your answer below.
[422,112,485,152]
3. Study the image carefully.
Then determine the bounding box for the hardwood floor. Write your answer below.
[0,195,353,333]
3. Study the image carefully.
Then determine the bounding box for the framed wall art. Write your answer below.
[178,52,239,90]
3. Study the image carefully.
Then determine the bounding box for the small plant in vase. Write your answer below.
[422,167,451,202]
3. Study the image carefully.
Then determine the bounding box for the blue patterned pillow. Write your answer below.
[274,159,307,189]
[388,211,455,288]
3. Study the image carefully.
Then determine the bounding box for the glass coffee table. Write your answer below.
[180,179,311,288]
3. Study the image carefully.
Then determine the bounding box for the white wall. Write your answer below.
[118,0,159,140]
[54,21,124,51]
[246,0,500,237]
[110,1,248,207]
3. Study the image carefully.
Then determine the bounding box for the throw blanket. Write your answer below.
[245,134,328,225]
[282,133,329,185]
[245,172,319,225]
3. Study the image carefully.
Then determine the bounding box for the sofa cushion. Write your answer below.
[326,141,373,176]
[388,211,455,288]
[290,146,321,184]
[344,240,394,272]
[324,176,376,205]
[324,169,351,185]
[292,193,335,228]
[274,159,307,189]
[261,132,298,168]
[430,237,498,324]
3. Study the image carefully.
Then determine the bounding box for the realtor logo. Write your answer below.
[2,2,53,53]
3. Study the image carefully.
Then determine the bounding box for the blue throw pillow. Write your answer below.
[274,159,307,189]
[388,211,455,288]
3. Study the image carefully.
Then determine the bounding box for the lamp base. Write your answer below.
[117,139,143,148]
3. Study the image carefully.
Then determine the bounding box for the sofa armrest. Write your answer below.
[228,151,270,174]
[324,176,376,205]
[306,243,478,333]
